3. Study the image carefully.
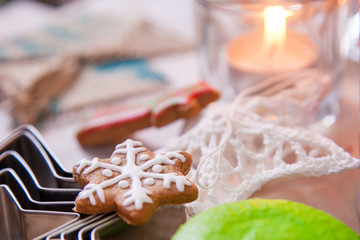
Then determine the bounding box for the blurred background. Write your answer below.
[0,0,202,167]
[0,0,358,170]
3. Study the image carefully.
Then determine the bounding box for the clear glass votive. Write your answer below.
[195,0,354,126]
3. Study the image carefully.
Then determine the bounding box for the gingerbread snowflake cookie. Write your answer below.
[72,139,198,225]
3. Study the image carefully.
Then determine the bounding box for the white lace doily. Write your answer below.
[164,70,360,215]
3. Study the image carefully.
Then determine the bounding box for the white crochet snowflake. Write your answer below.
[164,71,360,215]
[75,139,191,210]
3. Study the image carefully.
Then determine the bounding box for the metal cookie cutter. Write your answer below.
[0,168,75,212]
[18,125,73,178]
[0,125,128,240]
[36,213,128,240]
[0,151,80,201]
[0,125,77,188]
[36,214,106,240]
[0,185,79,240]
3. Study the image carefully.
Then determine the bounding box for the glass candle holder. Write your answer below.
[195,0,353,125]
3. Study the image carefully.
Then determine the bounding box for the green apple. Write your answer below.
[172,199,359,240]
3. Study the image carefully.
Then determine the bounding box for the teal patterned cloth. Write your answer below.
[0,15,134,61]
[51,58,167,114]
[0,13,190,123]
[0,14,190,62]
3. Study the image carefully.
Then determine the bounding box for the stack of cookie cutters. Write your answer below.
[0,124,127,240]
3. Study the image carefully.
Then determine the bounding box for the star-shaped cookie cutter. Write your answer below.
[0,125,131,239]
[0,125,77,188]
[0,184,79,239]
[0,151,80,201]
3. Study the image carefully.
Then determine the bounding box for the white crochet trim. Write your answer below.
[165,69,360,216]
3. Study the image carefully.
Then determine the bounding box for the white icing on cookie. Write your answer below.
[80,107,151,132]
[75,139,191,210]
[111,157,121,165]
[152,164,163,173]
[78,183,105,204]
[102,169,113,177]
[118,180,129,188]
[138,154,149,161]
[143,177,155,186]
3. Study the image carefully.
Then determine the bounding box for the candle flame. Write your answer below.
[263,6,290,59]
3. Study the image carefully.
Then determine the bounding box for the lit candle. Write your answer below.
[227,5,318,74]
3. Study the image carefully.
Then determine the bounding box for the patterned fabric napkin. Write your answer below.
[0,56,81,123]
[0,14,191,62]
[52,59,166,114]
[0,14,191,124]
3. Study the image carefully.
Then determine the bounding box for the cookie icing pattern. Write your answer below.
[75,139,191,210]
[76,81,220,147]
